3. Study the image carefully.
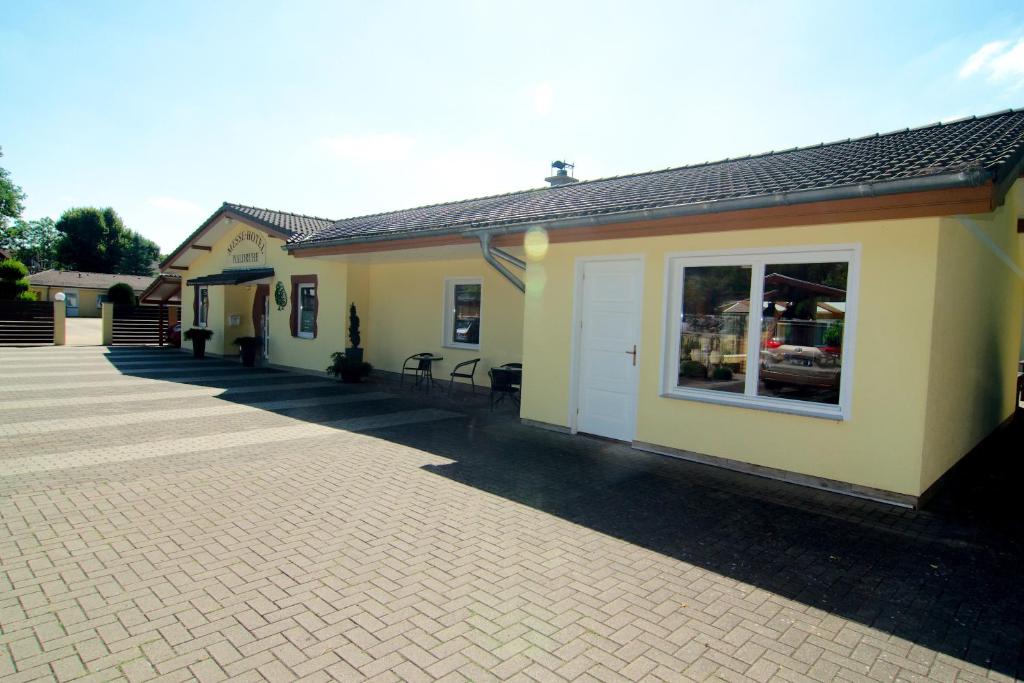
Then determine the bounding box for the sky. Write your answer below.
[2,0,1024,253]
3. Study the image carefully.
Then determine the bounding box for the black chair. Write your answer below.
[400,352,433,389]
[501,362,522,389]
[449,358,480,395]
[489,367,521,411]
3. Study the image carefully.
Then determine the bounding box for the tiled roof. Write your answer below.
[289,108,1024,247]
[29,270,155,291]
[223,203,334,238]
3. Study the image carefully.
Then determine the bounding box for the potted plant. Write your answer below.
[183,328,214,359]
[346,302,363,363]
[326,351,373,383]
[233,336,262,367]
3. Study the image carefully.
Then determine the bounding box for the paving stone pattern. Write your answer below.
[2,346,1023,682]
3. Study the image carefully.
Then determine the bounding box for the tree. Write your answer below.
[0,257,33,301]
[0,147,26,232]
[106,282,136,306]
[54,206,160,275]
[117,231,161,276]
[55,207,127,272]
[1,217,60,272]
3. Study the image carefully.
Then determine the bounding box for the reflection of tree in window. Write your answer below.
[679,266,751,393]
[452,284,480,344]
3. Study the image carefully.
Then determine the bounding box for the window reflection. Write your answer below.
[757,263,847,405]
[678,265,751,393]
[452,283,481,345]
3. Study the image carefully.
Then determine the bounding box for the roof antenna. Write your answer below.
[545,160,578,187]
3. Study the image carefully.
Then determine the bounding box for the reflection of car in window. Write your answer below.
[760,319,841,392]
[454,319,479,343]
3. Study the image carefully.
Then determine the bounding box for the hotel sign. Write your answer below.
[226,230,266,267]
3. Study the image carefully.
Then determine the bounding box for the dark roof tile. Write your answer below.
[287,108,1024,247]
[223,203,334,237]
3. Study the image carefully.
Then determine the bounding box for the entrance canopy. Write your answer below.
[186,268,274,286]
[139,273,182,305]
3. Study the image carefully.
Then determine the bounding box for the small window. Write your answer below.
[96,294,107,309]
[444,278,482,349]
[298,285,316,339]
[664,246,857,419]
[198,286,209,328]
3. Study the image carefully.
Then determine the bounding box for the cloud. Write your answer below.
[533,83,554,114]
[959,40,1009,78]
[958,38,1024,86]
[147,196,205,216]
[320,133,415,162]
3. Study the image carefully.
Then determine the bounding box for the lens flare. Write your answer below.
[523,227,549,261]
[526,264,547,298]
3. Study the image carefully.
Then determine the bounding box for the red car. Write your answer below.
[167,322,181,347]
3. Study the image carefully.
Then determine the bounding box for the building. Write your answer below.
[28,270,155,317]
[161,108,1024,507]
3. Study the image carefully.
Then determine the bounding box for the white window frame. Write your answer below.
[297,284,316,339]
[661,244,860,421]
[442,277,483,350]
[96,294,107,310]
[197,286,209,328]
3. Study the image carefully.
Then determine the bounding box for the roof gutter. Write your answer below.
[479,233,525,293]
[286,168,994,253]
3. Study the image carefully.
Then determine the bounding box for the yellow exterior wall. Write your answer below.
[919,193,1024,491]
[181,220,349,370]
[27,286,105,317]
[521,217,945,496]
[362,256,524,385]
[178,219,523,379]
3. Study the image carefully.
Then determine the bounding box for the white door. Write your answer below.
[575,258,643,441]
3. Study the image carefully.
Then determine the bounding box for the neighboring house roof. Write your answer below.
[287,107,1024,249]
[28,270,155,292]
[0,247,11,260]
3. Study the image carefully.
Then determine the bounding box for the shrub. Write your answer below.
[183,327,214,341]
[0,276,30,300]
[326,351,372,383]
[680,360,706,379]
[0,258,29,281]
[823,320,844,348]
[348,302,361,348]
[711,366,734,381]
[106,282,136,306]
[0,258,30,300]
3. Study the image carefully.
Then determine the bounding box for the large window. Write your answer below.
[664,246,858,419]
[298,284,316,339]
[198,286,209,328]
[444,278,482,349]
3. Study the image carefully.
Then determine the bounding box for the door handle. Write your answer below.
[626,345,637,366]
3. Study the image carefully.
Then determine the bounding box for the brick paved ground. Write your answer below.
[2,346,1023,682]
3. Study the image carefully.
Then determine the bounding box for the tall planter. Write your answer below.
[183,328,213,359]
[234,336,262,367]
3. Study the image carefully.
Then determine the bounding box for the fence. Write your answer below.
[0,301,55,346]
[111,305,168,346]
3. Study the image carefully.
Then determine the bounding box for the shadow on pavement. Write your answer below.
[106,347,1024,677]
